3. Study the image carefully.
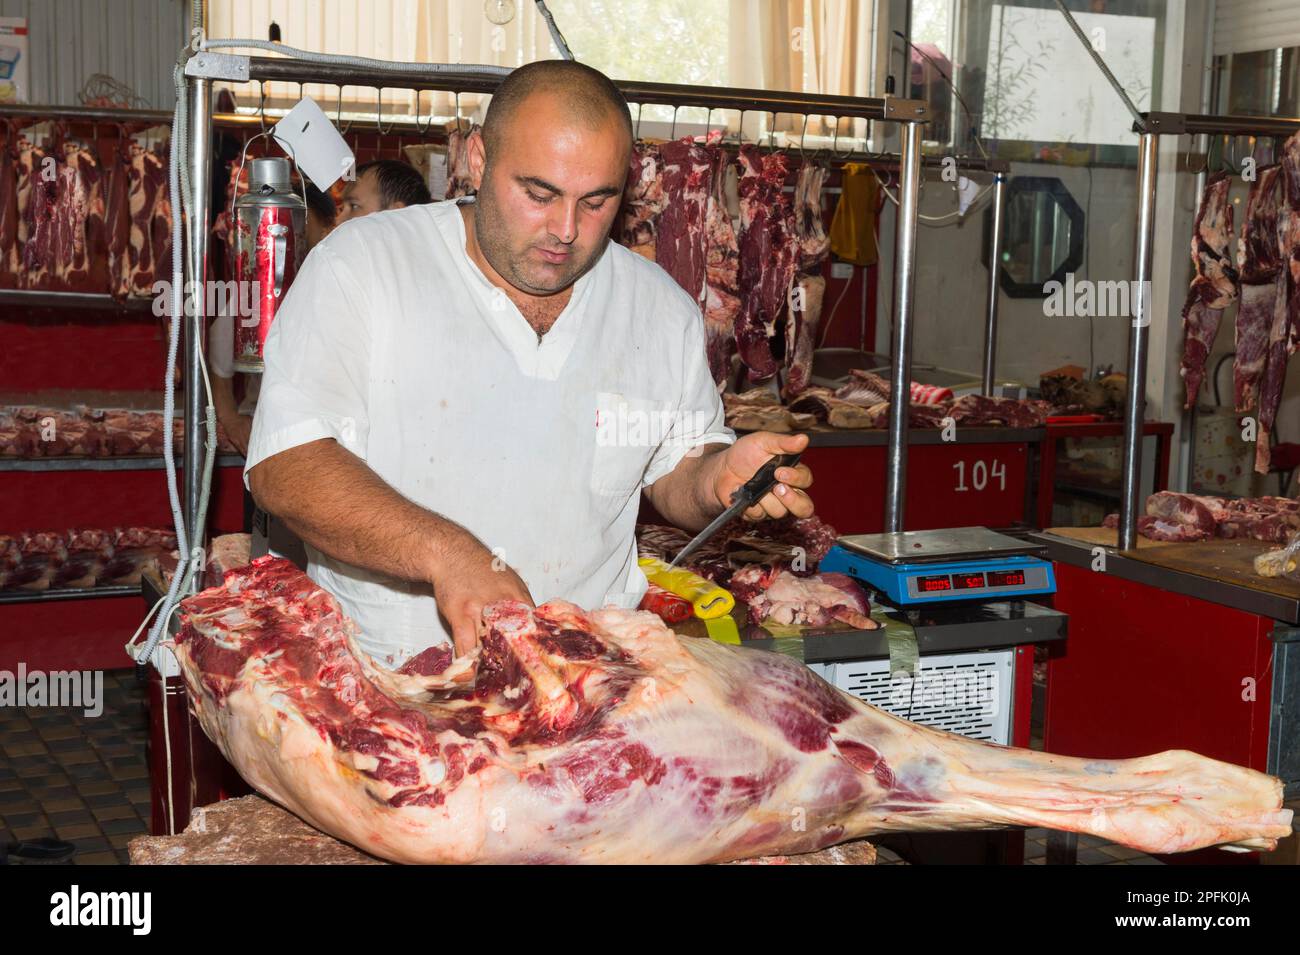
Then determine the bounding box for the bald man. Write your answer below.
[244,61,813,664]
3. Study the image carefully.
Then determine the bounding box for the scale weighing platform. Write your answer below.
[819,527,1056,607]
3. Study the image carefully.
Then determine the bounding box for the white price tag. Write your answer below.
[272,96,355,190]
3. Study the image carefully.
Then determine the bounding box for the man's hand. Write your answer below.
[430,532,534,657]
[712,432,814,521]
[220,412,253,456]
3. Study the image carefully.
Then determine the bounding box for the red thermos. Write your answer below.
[232,157,306,373]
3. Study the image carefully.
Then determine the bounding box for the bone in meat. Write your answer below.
[1180,173,1239,408]
[173,558,1293,863]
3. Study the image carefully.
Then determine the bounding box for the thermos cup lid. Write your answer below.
[248,157,292,192]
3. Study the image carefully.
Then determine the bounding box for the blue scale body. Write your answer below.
[819,546,1056,606]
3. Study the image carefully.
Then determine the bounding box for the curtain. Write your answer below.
[207,0,562,119]
[727,0,874,142]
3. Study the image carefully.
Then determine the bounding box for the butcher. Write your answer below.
[244,60,813,664]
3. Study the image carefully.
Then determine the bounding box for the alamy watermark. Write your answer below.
[150,279,262,324]
[0,664,103,717]
[1043,272,1153,327]
[596,400,716,449]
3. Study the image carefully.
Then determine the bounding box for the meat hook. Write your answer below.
[798,113,809,160]
[634,101,643,141]
[336,85,354,135]
[376,88,396,135]
[670,104,679,141]
[1183,137,1209,175]
[258,82,269,133]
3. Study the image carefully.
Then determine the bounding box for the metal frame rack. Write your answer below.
[1119,111,1300,549]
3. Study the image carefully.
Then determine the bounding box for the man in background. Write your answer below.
[336,159,434,224]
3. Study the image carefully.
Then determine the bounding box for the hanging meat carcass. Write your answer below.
[1234,165,1283,413]
[16,134,55,290]
[703,146,742,387]
[735,144,797,383]
[1259,133,1300,472]
[0,131,18,289]
[782,162,830,399]
[173,557,1292,864]
[445,123,480,199]
[1180,173,1239,408]
[618,141,665,259]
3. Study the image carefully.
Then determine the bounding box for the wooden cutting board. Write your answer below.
[1045,527,1300,599]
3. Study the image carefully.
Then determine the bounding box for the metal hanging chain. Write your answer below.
[1052,0,1148,133]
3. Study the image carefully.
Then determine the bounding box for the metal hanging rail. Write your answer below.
[178,48,931,556]
[1121,110,1300,551]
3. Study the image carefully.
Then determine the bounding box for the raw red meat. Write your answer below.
[729,565,877,629]
[782,163,830,399]
[1259,134,1300,471]
[445,123,479,200]
[1101,513,1212,542]
[0,133,18,289]
[172,557,1293,862]
[617,141,664,259]
[735,144,796,382]
[654,136,712,309]
[1180,173,1239,408]
[836,369,892,405]
[49,142,107,292]
[703,146,741,386]
[103,144,132,298]
[1234,165,1283,413]
[55,528,115,588]
[120,142,169,296]
[17,135,55,290]
[947,394,1049,428]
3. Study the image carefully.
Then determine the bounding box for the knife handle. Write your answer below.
[732,452,802,507]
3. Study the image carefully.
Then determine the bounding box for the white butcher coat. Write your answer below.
[244,197,734,663]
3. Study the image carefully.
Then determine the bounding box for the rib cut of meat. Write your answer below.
[1180,173,1239,408]
[1234,165,1283,412]
[173,557,1292,863]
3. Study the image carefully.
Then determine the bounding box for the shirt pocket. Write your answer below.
[590,391,670,496]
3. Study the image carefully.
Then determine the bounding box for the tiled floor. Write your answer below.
[0,668,1295,865]
[0,669,150,865]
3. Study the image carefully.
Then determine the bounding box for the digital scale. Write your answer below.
[819,527,1056,608]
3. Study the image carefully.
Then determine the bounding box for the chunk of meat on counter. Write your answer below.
[172,558,1293,863]
[729,564,878,629]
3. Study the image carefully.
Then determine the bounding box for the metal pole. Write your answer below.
[185,75,212,564]
[982,172,1007,394]
[1119,131,1158,550]
[885,120,923,532]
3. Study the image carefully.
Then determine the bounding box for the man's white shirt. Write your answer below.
[244,198,734,663]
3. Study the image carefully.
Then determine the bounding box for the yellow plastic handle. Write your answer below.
[638,557,736,619]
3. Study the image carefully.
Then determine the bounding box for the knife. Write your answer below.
[667,453,802,570]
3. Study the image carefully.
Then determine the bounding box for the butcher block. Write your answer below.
[127,795,879,866]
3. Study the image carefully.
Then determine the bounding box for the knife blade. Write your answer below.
[666,453,802,570]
